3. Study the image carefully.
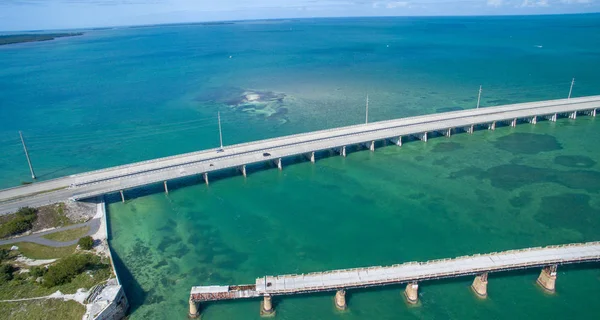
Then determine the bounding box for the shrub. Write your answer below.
[0,207,37,238]
[0,249,9,262]
[0,264,14,284]
[42,254,98,287]
[78,236,94,250]
[29,266,46,278]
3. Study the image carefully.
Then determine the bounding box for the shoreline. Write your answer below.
[0,33,83,46]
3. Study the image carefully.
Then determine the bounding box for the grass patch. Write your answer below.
[0,263,112,300]
[0,299,85,320]
[0,243,76,260]
[42,226,89,242]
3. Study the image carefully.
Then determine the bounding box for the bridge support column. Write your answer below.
[164,181,169,194]
[390,137,402,146]
[471,272,488,298]
[537,265,557,292]
[551,113,557,122]
[417,132,428,142]
[119,190,125,203]
[593,108,597,117]
[569,111,577,119]
[203,173,209,185]
[310,152,315,163]
[189,297,200,318]
[340,146,347,157]
[404,282,419,304]
[335,289,347,310]
[446,128,452,137]
[488,122,496,130]
[261,295,275,317]
[511,118,517,127]
[369,141,375,152]
[531,116,537,125]
[241,165,247,177]
[277,158,282,171]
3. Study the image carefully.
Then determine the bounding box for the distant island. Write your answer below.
[0,33,83,46]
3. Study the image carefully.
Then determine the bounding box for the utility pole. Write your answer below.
[568,78,575,99]
[19,131,36,180]
[217,111,224,151]
[365,94,369,124]
[476,85,482,109]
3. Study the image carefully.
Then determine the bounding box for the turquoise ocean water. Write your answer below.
[1,15,600,319]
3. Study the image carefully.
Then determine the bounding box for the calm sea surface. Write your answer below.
[1,15,600,319]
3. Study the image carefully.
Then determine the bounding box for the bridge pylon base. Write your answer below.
[335,289,347,310]
[260,295,276,317]
[471,272,488,298]
[188,298,200,319]
[404,282,419,304]
[537,265,557,293]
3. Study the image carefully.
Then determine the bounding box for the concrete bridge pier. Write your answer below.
[164,181,169,194]
[369,141,375,152]
[551,113,558,122]
[537,265,557,292]
[415,132,428,142]
[309,152,315,163]
[569,111,577,119]
[530,116,537,125]
[510,118,517,127]
[593,108,597,117]
[389,136,402,146]
[340,146,347,157]
[404,282,419,304]
[261,295,275,317]
[203,173,209,185]
[189,298,200,318]
[488,121,496,130]
[446,128,452,137]
[276,158,283,170]
[335,289,347,310]
[119,190,125,203]
[471,272,488,298]
[240,165,247,177]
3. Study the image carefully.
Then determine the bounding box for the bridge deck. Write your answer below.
[1,95,599,214]
[191,242,600,302]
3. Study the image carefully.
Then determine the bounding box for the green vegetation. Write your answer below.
[0,267,111,300]
[29,266,47,278]
[43,226,90,242]
[77,236,94,250]
[0,248,9,262]
[0,207,37,239]
[0,264,14,284]
[42,254,99,287]
[0,243,76,260]
[0,33,83,46]
[0,299,85,320]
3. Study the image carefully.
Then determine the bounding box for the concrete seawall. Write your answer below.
[83,199,129,320]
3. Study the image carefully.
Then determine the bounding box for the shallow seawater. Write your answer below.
[108,118,600,320]
[2,15,600,320]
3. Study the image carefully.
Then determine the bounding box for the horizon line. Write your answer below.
[2,11,599,34]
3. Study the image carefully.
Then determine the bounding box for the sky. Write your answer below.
[0,0,599,31]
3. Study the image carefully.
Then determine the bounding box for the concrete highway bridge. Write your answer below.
[188,242,600,318]
[0,95,598,214]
